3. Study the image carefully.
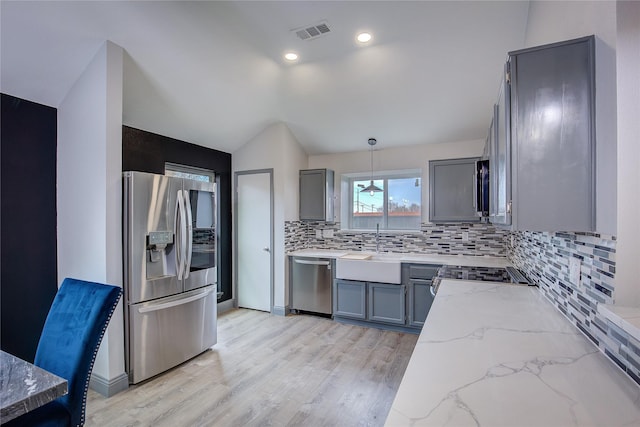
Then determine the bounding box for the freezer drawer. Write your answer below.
[291,257,332,315]
[126,286,217,384]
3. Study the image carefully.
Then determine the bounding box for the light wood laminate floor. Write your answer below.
[86,309,418,427]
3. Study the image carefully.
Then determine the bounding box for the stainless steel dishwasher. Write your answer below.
[291,256,332,315]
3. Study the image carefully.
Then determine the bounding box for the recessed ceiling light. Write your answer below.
[284,52,298,61]
[357,32,372,43]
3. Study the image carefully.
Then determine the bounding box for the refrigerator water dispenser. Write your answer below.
[146,231,174,279]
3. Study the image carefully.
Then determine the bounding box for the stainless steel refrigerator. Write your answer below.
[123,171,217,384]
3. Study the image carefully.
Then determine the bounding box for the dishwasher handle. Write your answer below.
[293,258,330,266]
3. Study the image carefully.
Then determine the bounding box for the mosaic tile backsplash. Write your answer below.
[508,231,639,386]
[285,221,508,257]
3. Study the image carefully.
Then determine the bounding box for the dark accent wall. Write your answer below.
[1,94,58,362]
[122,126,232,302]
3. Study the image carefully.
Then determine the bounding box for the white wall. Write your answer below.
[525,1,617,47]
[614,0,640,306]
[233,122,308,310]
[233,130,481,307]
[308,139,485,223]
[57,41,125,385]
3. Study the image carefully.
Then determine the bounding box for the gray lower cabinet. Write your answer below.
[334,279,405,327]
[333,279,366,319]
[334,263,441,332]
[403,263,440,328]
[367,282,406,325]
[407,279,432,328]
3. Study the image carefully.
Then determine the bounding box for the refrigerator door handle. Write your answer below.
[183,190,193,279]
[175,191,181,280]
[175,190,187,280]
[137,288,213,313]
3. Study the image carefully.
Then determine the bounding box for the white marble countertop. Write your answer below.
[385,280,640,426]
[287,249,510,268]
[287,249,349,258]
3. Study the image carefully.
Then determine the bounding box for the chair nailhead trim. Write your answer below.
[78,291,121,426]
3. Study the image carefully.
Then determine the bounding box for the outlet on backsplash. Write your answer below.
[462,231,469,242]
[569,257,581,287]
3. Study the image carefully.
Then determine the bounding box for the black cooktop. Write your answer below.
[436,265,528,284]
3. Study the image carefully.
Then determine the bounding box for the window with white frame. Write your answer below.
[348,170,422,230]
[165,162,214,183]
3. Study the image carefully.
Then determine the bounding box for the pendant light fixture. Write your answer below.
[361,138,383,196]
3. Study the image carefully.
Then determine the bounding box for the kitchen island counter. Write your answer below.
[385,280,640,426]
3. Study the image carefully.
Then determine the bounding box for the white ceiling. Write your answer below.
[0,1,530,155]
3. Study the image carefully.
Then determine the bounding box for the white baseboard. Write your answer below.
[272,305,289,316]
[89,371,129,397]
[218,298,235,314]
[218,299,286,316]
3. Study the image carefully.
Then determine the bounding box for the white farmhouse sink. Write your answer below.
[335,256,401,284]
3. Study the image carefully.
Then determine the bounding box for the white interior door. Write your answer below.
[236,171,272,312]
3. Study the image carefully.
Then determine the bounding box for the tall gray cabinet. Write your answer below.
[490,36,596,231]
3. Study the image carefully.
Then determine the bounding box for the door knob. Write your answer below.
[263,247,270,252]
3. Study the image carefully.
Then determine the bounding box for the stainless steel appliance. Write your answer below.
[123,171,217,384]
[290,257,332,315]
[431,265,529,294]
[475,159,490,217]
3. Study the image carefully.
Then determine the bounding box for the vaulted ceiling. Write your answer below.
[1,1,530,154]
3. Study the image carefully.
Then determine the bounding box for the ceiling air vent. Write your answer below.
[292,21,331,41]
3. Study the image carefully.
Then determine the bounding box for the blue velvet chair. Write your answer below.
[6,278,122,427]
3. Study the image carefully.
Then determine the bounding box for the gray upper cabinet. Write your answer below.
[489,72,512,226]
[429,158,481,223]
[407,280,432,328]
[505,36,596,231]
[299,169,334,221]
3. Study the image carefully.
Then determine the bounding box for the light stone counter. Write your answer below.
[287,249,349,258]
[287,249,510,268]
[385,280,640,426]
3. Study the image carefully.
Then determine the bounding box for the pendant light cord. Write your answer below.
[370,143,374,183]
